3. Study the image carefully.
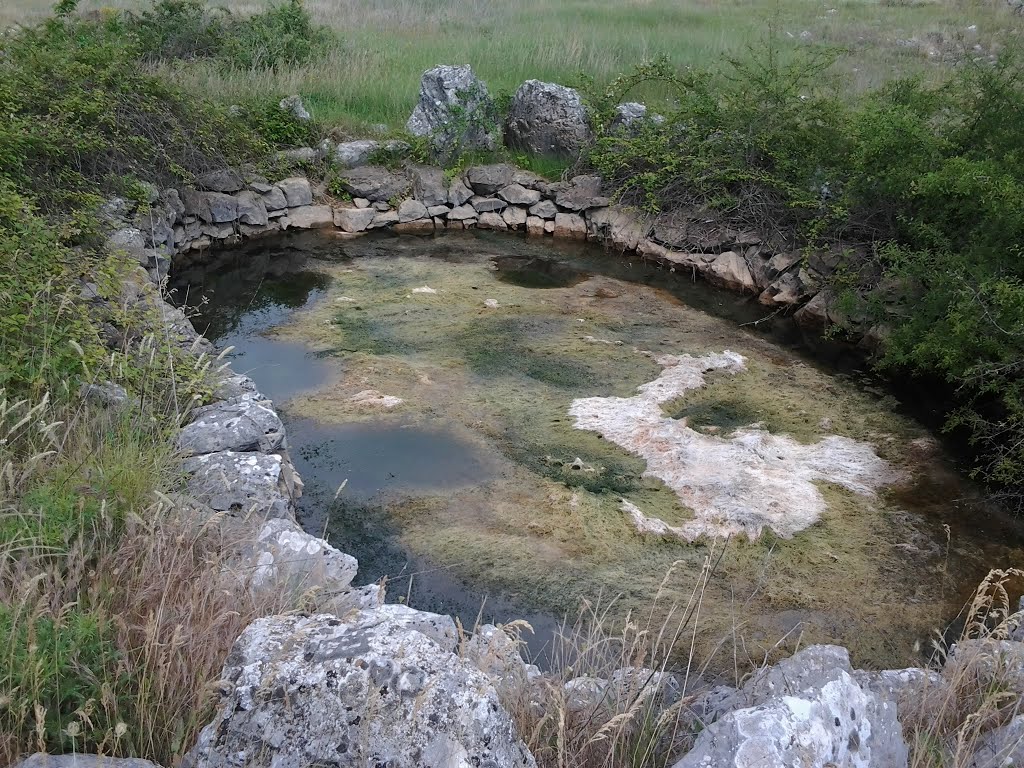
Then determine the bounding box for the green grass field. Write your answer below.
[4,0,1020,131]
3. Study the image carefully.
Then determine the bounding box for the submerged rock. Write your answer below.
[183,611,536,768]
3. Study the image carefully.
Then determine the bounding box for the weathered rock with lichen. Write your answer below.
[183,611,536,768]
[406,65,499,154]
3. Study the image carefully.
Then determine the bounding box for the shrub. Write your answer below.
[586,44,1024,504]
[125,0,226,63]
[0,17,270,211]
[219,0,333,71]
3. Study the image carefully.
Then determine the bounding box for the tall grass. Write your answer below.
[0,281,301,764]
[5,0,1019,130]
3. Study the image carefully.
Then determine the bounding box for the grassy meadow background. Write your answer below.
[3,0,1020,131]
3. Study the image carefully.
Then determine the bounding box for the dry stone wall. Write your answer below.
[157,160,849,340]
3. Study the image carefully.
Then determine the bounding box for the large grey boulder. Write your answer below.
[333,139,381,169]
[183,450,297,519]
[410,165,448,206]
[275,177,314,207]
[336,166,412,202]
[178,396,286,456]
[197,168,245,193]
[183,189,238,224]
[505,80,593,157]
[406,65,498,153]
[183,611,536,768]
[466,164,516,195]
[674,646,908,768]
[234,190,269,226]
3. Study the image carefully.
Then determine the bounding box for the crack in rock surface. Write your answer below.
[569,350,900,540]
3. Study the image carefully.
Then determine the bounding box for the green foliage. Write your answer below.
[0,606,124,753]
[220,0,332,70]
[237,99,319,147]
[0,16,271,211]
[587,44,1024,501]
[114,0,332,71]
[126,0,226,62]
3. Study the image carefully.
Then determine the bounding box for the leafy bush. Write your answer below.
[587,46,1024,503]
[0,17,270,211]
[126,0,226,63]
[220,0,332,70]
[111,0,333,71]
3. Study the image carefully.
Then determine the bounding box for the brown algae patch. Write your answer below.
[262,239,1019,670]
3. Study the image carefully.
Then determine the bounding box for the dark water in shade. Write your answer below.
[172,229,1024,666]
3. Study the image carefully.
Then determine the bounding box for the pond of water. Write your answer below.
[173,230,1024,671]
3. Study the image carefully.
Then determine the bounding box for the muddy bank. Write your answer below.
[173,230,1024,671]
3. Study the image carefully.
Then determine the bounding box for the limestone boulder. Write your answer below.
[334,206,377,233]
[410,165,448,206]
[608,101,663,134]
[553,212,587,240]
[261,185,288,212]
[333,139,381,169]
[337,166,412,202]
[406,65,498,153]
[967,713,1024,768]
[497,183,542,206]
[248,518,358,598]
[477,211,508,230]
[528,199,558,220]
[397,198,429,223]
[466,164,516,195]
[183,611,536,768]
[178,396,286,456]
[706,250,757,293]
[447,204,477,221]
[13,756,161,768]
[234,190,269,226]
[279,94,311,120]
[526,215,546,236]
[502,206,528,229]
[197,168,245,193]
[675,646,908,768]
[183,189,238,224]
[505,80,593,157]
[275,177,314,207]
[471,196,507,213]
[448,177,473,206]
[286,205,335,229]
[183,450,297,520]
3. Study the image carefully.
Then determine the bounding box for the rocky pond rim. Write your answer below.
[95,78,1017,760]
[61,166,1024,768]
[165,234,1024,698]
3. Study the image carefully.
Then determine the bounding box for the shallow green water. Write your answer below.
[175,230,1024,671]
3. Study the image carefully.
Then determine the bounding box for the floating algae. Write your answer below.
[176,231,1024,672]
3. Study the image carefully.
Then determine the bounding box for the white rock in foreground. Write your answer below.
[183,612,536,768]
[570,351,899,540]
